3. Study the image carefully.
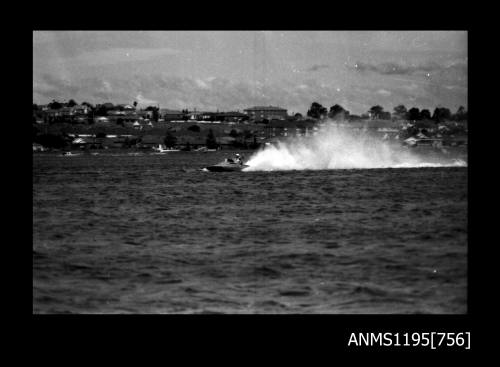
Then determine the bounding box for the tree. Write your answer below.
[432,107,452,123]
[369,105,384,119]
[393,105,408,120]
[407,107,421,121]
[294,113,303,120]
[67,99,77,107]
[152,109,159,122]
[133,101,138,109]
[453,106,467,121]
[187,124,201,132]
[48,100,63,110]
[243,130,253,140]
[35,134,68,149]
[33,103,39,111]
[32,124,40,140]
[145,106,160,122]
[420,109,431,120]
[379,111,392,120]
[328,104,349,120]
[164,132,177,148]
[206,129,217,149]
[251,135,259,149]
[94,104,110,116]
[307,102,328,119]
[122,136,140,148]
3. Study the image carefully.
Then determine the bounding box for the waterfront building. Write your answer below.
[244,106,288,122]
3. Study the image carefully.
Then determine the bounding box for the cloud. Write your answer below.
[351,60,467,76]
[295,84,309,90]
[306,64,330,72]
[67,47,180,67]
[33,31,165,58]
[377,89,391,96]
[33,71,467,116]
[136,93,158,106]
[353,61,436,75]
[194,78,210,89]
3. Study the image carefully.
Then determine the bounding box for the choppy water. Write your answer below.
[33,151,467,314]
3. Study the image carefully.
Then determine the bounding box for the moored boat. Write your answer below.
[152,144,180,153]
[61,151,81,156]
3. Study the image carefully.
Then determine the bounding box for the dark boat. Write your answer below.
[205,159,249,172]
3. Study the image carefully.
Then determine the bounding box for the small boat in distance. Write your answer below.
[194,146,217,152]
[61,151,81,157]
[152,144,180,153]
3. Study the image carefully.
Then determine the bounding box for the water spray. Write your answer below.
[244,121,467,171]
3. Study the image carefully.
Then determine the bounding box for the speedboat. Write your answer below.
[205,159,249,172]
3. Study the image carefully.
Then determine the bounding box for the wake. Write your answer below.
[244,121,467,171]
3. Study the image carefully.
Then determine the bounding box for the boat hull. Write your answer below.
[205,164,249,172]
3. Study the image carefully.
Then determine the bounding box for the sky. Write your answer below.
[33,31,467,115]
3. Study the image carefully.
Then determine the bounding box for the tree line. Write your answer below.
[34,98,468,125]
[306,102,467,123]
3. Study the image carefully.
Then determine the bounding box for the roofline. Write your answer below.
[244,106,287,111]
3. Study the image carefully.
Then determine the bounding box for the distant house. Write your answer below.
[60,107,77,117]
[44,109,63,118]
[107,113,141,124]
[40,104,91,123]
[186,111,206,121]
[73,105,91,115]
[139,110,154,119]
[71,137,87,146]
[160,109,184,121]
[115,104,136,111]
[94,116,110,124]
[244,106,288,122]
[200,112,218,121]
[214,111,248,123]
[107,109,126,116]
[180,111,248,123]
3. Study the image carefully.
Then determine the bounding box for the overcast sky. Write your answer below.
[33,31,467,115]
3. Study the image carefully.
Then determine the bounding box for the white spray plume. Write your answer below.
[244,121,467,171]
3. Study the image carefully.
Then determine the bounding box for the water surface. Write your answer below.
[33,152,467,313]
